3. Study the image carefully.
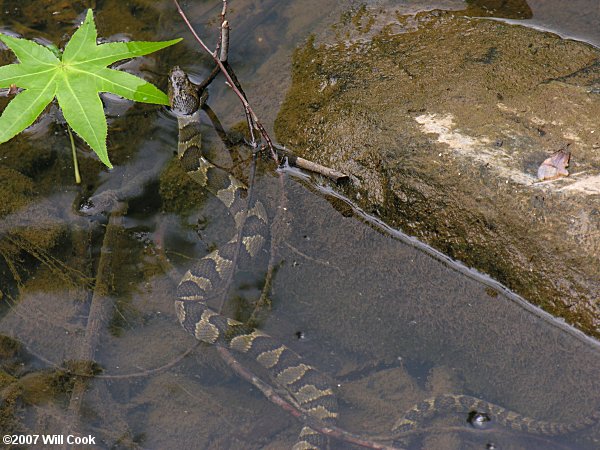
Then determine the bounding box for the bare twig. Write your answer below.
[174,5,272,317]
[220,0,228,20]
[274,145,349,182]
[178,0,348,181]
[284,241,342,274]
[217,347,404,450]
[219,21,229,62]
[196,64,221,92]
[172,0,279,163]
[244,105,258,148]
[250,170,290,323]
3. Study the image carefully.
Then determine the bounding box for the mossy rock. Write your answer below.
[275,10,600,337]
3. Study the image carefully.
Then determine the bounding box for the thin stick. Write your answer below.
[219,21,229,62]
[182,1,348,181]
[199,76,348,181]
[274,145,349,182]
[221,0,228,20]
[217,347,404,450]
[172,0,279,164]
[293,155,348,182]
[250,169,289,323]
[196,64,221,92]
[216,151,260,313]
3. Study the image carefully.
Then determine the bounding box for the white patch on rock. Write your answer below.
[559,174,600,195]
[415,113,599,195]
[415,113,534,185]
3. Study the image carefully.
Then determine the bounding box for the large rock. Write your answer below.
[275,10,600,337]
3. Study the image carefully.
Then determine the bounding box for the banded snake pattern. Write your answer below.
[168,66,337,450]
[167,66,600,448]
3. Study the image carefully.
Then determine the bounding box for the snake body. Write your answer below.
[394,393,600,436]
[168,67,337,450]
[167,66,600,447]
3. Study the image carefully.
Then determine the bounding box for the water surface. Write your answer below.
[1,1,599,449]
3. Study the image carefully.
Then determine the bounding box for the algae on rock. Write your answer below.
[275,10,600,337]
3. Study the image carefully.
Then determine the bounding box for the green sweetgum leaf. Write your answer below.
[0,9,181,168]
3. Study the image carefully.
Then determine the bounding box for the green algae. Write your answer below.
[0,167,34,217]
[159,158,209,214]
[0,334,76,433]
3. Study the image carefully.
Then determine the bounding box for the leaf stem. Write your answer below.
[67,126,81,184]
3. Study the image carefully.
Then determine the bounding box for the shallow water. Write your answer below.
[1,1,599,449]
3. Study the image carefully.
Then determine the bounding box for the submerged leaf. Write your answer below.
[0,8,181,168]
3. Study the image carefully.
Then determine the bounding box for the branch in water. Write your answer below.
[172,0,279,163]
[217,347,404,450]
[172,0,349,182]
[275,145,349,183]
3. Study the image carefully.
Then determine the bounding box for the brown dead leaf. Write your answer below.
[537,143,571,181]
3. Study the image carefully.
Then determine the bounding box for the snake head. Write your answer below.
[168,66,202,116]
